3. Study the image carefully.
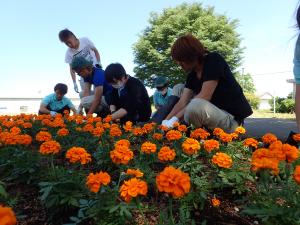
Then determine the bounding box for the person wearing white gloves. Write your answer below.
[39,83,77,115]
[58,29,102,94]
[162,34,252,133]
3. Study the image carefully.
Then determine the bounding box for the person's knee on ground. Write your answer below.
[184,98,238,133]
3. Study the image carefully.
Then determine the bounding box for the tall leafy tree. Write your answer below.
[133,3,244,88]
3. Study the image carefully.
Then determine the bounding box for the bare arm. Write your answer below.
[166,88,193,120]
[92,47,101,63]
[83,82,91,97]
[39,103,51,114]
[87,86,103,115]
[194,80,218,101]
[69,65,76,83]
[111,108,127,121]
[296,85,300,132]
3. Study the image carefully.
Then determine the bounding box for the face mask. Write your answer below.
[159,88,167,95]
[112,82,124,89]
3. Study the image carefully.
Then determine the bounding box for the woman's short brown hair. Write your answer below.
[171,34,207,63]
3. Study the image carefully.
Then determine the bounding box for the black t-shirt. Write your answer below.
[185,52,252,121]
[109,76,152,123]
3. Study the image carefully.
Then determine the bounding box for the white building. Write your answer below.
[258,92,273,110]
[0,97,80,115]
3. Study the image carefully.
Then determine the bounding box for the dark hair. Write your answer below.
[54,83,68,95]
[297,5,300,29]
[171,33,207,64]
[58,29,76,42]
[104,63,127,83]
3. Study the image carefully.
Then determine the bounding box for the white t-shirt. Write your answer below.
[65,37,98,65]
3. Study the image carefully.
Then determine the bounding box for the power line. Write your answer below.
[250,70,292,76]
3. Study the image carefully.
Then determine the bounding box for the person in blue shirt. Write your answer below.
[153,76,172,110]
[39,83,77,116]
[71,56,112,116]
[294,5,300,131]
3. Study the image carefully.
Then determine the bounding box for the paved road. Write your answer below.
[244,118,297,141]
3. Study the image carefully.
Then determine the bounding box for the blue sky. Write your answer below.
[0,0,299,98]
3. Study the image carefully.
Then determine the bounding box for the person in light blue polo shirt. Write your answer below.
[39,83,77,116]
[294,5,300,131]
[153,76,172,110]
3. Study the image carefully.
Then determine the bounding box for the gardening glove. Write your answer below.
[50,111,57,116]
[73,81,79,93]
[163,116,179,128]
[162,119,169,127]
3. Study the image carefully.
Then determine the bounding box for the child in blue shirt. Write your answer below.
[153,76,173,110]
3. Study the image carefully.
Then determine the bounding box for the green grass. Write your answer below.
[250,109,296,119]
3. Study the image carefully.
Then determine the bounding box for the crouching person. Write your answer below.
[39,83,77,116]
[162,34,252,133]
[71,56,112,116]
[104,63,151,124]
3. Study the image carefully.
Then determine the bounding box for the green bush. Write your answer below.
[244,92,260,110]
[269,97,295,113]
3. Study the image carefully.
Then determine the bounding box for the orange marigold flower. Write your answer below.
[177,124,187,132]
[156,166,190,198]
[0,132,17,145]
[190,128,210,140]
[35,131,52,142]
[203,139,219,153]
[0,205,17,225]
[262,133,277,144]
[39,140,61,155]
[182,138,200,155]
[153,133,163,140]
[142,123,155,133]
[75,127,82,132]
[66,147,92,165]
[115,139,131,148]
[159,125,169,132]
[219,133,233,143]
[92,127,104,137]
[230,132,238,140]
[251,157,279,175]
[10,127,21,135]
[141,141,157,154]
[235,126,246,134]
[158,146,176,162]
[83,124,94,133]
[293,165,300,184]
[166,130,182,141]
[282,144,299,163]
[103,115,112,123]
[243,138,258,149]
[16,134,32,145]
[119,178,148,203]
[123,121,133,132]
[57,128,69,136]
[212,152,232,169]
[86,171,111,193]
[132,127,144,136]
[126,168,144,178]
[293,133,300,142]
[110,146,134,165]
[213,128,224,137]
[110,124,122,137]
[211,198,221,207]
[22,122,32,129]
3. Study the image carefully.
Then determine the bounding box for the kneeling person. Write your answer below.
[39,83,77,116]
[71,56,112,116]
[104,63,151,123]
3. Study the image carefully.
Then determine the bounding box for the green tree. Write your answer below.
[235,72,256,94]
[133,3,244,88]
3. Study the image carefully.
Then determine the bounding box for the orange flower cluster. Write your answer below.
[213,128,224,137]
[203,139,219,153]
[152,133,163,140]
[110,124,122,137]
[262,133,277,145]
[10,127,21,135]
[0,205,17,225]
[211,198,220,207]
[243,138,258,149]
[103,115,112,123]
[110,146,134,165]
[39,140,61,155]
[82,124,94,133]
[15,134,32,145]
[115,139,130,148]
[142,123,155,133]
[92,127,105,137]
[57,128,69,136]
[66,147,92,165]
[141,141,157,154]
[235,126,246,134]
[293,133,300,142]
[177,124,187,132]
[35,131,52,142]
[22,122,32,129]
[182,138,200,155]
[119,178,148,202]
[0,132,32,146]
[190,128,210,140]
[126,168,144,178]
[293,165,300,184]
[158,146,176,162]
[132,127,144,136]
[212,152,233,169]
[219,133,233,143]
[156,166,190,198]
[123,121,133,132]
[166,130,182,141]
[86,171,111,193]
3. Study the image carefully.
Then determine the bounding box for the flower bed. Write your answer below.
[0,113,300,225]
